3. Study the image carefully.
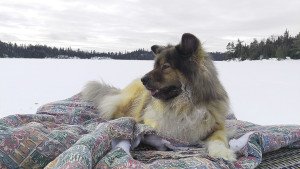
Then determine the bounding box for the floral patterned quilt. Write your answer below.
[0,94,299,169]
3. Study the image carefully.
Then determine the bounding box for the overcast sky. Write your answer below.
[0,0,300,52]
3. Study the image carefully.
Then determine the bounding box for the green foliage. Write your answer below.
[1,30,299,61]
[225,30,300,60]
[291,33,300,59]
[0,42,154,60]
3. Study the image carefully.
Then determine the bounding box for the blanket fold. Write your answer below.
[0,94,299,169]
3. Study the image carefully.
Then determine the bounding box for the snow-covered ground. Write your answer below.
[0,58,299,125]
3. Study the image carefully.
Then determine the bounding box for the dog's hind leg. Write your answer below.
[141,134,189,151]
[111,139,131,155]
[81,81,121,117]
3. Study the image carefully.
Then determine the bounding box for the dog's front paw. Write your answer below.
[208,140,236,161]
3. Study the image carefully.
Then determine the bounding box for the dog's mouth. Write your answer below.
[146,85,182,100]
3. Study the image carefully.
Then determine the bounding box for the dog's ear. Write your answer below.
[151,45,163,54]
[175,33,200,57]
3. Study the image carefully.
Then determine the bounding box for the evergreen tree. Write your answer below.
[249,39,260,60]
[225,42,235,60]
[233,39,244,60]
[263,38,276,59]
[275,46,285,60]
[291,33,300,59]
[258,41,265,59]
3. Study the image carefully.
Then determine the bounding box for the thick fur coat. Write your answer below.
[82,33,236,161]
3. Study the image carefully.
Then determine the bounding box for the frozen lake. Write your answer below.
[0,58,299,125]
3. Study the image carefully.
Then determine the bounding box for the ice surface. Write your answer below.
[0,58,299,125]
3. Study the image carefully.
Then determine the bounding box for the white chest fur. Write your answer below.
[144,106,216,144]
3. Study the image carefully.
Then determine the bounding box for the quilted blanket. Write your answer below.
[0,94,300,169]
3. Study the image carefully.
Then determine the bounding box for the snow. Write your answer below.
[0,58,299,125]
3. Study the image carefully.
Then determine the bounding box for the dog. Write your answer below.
[81,33,236,161]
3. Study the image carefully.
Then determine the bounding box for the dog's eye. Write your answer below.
[161,63,171,70]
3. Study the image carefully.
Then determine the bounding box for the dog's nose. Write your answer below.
[141,76,150,85]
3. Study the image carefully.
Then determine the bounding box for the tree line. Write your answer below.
[0,41,154,60]
[225,30,300,60]
[0,40,224,60]
[1,30,299,60]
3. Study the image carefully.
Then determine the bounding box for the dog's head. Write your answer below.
[141,33,202,101]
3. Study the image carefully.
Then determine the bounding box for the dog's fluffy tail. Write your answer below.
[81,81,120,109]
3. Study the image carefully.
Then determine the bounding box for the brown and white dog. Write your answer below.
[82,33,236,161]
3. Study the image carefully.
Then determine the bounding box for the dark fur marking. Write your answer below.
[165,49,198,82]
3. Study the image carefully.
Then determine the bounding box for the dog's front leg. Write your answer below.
[206,129,236,161]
